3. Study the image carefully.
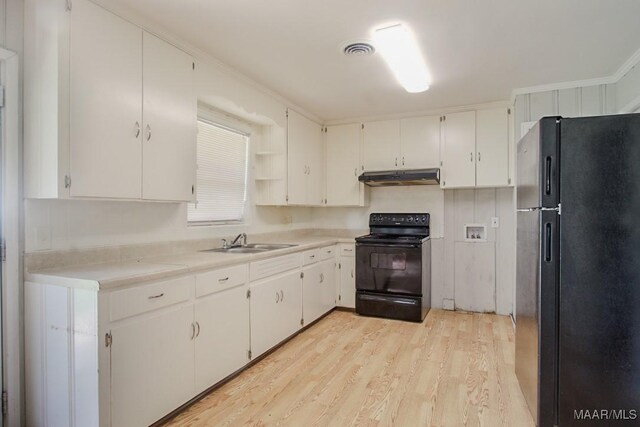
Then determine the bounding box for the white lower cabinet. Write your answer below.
[250,269,303,358]
[26,245,351,426]
[194,283,250,394]
[338,246,356,309]
[110,305,195,427]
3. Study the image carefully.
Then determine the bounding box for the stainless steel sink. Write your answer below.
[200,243,297,254]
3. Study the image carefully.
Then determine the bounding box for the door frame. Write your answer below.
[0,47,22,427]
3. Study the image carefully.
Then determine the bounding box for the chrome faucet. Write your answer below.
[230,233,247,248]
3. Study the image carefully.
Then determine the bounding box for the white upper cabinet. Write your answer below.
[287,109,324,205]
[363,119,400,171]
[24,0,196,201]
[142,32,196,202]
[441,111,477,188]
[325,123,366,206]
[400,116,441,169]
[363,116,440,171]
[441,108,512,188]
[476,107,510,187]
[69,0,143,199]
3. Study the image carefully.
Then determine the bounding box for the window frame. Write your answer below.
[188,111,251,226]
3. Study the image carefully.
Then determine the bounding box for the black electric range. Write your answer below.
[355,213,431,322]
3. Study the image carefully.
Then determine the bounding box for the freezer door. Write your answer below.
[558,114,640,425]
[516,209,559,427]
[516,117,560,209]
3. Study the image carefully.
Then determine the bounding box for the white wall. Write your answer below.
[514,83,617,140]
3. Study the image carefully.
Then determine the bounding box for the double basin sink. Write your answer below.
[200,243,298,254]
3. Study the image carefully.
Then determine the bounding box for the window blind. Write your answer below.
[188,120,249,223]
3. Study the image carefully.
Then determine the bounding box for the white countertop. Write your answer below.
[26,235,356,290]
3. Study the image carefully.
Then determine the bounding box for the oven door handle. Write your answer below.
[359,294,418,305]
[356,243,421,249]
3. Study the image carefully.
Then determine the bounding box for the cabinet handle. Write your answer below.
[478,152,481,162]
[344,248,353,252]
[218,277,229,283]
[276,291,280,303]
[280,290,284,302]
[351,269,354,278]
[395,157,398,167]
[402,156,405,166]
[190,322,196,340]
[354,168,357,176]
[320,273,324,283]
[146,124,152,141]
[196,321,201,337]
[309,255,315,259]
[134,121,140,138]
[148,293,164,300]
[470,152,473,162]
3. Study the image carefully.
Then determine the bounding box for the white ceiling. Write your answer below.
[104,0,640,121]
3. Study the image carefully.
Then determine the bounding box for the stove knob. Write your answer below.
[421,216,427,223]
[408,217,413,222]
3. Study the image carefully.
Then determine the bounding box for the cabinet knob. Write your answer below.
[146,124,152,141]
[134,121,140,138]
[478,152,481,161]
[470,152,473,162]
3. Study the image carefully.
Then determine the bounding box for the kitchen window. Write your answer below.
[188,119,249,224]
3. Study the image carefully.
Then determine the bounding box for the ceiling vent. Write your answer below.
[342,41,375,57]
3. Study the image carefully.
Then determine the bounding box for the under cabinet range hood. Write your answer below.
[358,168,440,187]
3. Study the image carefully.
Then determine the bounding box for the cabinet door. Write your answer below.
[303,263,324,324]
[287,110,313,205]
[363,120,400,171]
[306,122,325,206]
[400,115,441,169]
[250,270,302,358]
[142,32,196,201]
[194,284,249,395]
[442,111,476,188]
[339,257,356,308]
[70,0,143,199]
[111,306,194,427]
[476,108,510,187]
[326,123,362,206]
[320,259,337,313]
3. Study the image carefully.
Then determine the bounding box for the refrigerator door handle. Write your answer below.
[545,156,552,195]
[544,222,553,262]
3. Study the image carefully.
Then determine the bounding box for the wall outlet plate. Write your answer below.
[442,299,455,311]
[491,217,499,228]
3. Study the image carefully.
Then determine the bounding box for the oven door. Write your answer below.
[356,242,423,296]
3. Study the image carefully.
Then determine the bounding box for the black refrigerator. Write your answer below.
[516,114,640,426]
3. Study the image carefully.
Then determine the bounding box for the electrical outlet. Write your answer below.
[491,217,500,228]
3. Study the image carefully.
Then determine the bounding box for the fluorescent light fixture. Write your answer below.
[373,24,430,93]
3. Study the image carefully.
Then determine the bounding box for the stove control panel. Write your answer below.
[369,213,430,227]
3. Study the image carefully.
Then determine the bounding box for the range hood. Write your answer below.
[358,168,440,187]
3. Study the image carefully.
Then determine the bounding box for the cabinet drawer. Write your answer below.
[195,264,249,298]
[302,249,321,266]
[340,243,355,257]
[250,253,303,282]
[110,276,193,321]
[320,246,337,260]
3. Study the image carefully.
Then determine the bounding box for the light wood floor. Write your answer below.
[165,310,535,427]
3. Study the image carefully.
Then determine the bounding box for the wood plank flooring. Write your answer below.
[164,310,535,427]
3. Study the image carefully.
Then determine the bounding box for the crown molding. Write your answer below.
[511,47,640,101]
